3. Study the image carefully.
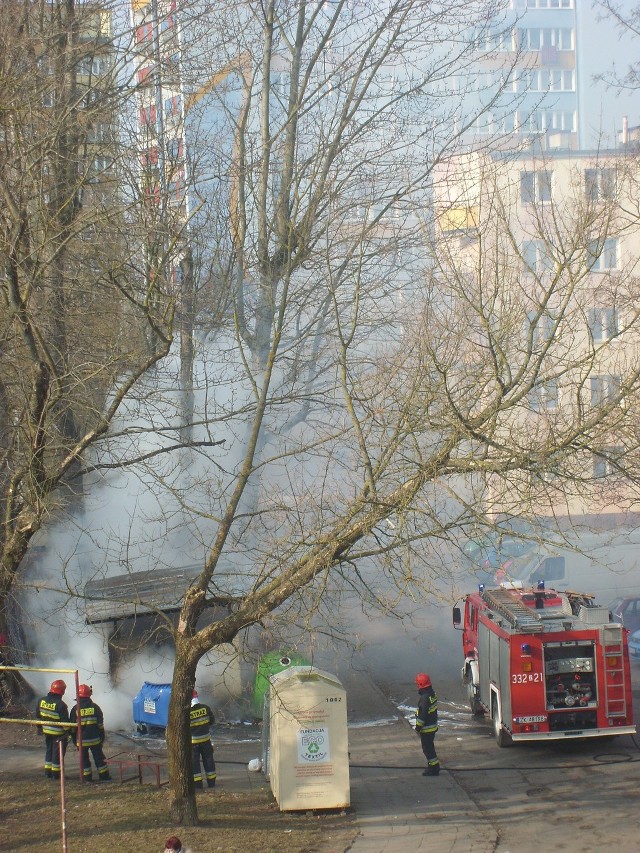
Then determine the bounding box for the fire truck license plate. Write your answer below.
[514,716,546,723]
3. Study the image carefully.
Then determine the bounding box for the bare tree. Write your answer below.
[0,0,222,658]
[12,0,640,832]
[99,0,638,825]
[593,2,640,94]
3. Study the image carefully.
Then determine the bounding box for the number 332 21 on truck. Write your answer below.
[453,582,636,747]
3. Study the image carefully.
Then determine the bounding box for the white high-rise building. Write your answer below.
[459,0,637,153]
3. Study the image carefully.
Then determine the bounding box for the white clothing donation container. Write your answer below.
[267,666,350,812]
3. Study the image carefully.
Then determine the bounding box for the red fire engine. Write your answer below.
[453,582,636,746]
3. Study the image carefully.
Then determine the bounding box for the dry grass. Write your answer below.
[0,723,357,853]
[0,773,357,852]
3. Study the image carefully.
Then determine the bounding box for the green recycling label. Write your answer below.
[297,727,330,763]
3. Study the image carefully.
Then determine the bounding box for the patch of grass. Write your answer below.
[0,772,357,853]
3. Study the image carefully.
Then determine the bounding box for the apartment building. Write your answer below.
[433,145,640,527]
[130,0,187,216]
[460,0,634,153]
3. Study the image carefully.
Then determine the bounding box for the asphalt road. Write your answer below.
[347,599,640,853]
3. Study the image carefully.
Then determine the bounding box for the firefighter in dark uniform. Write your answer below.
[37,679,70,779]
[70,684,111,782]
[415,672,440,776]
[190,689,216,789]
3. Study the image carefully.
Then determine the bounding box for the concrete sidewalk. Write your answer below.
[346,715,494,852]
[213,670,493,853]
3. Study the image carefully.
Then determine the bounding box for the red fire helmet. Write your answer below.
[415,673,431,689]
[78,684,93,698]
[50,679,67,695]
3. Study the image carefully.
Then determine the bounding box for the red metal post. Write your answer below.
[74,671,83,781]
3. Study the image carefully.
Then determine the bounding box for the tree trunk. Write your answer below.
[167,647,199,825]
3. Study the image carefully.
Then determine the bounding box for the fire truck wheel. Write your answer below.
[492,697,512,748]
[468,682,484,716]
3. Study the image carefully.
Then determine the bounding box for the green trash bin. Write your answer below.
[252,651,310,717]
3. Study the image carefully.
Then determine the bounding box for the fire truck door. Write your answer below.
[478,622,491,708]
[478,622,512,724]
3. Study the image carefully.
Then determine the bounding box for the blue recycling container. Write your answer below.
[132,681,172,732]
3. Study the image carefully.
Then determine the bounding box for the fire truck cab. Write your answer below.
[453,582,636,746]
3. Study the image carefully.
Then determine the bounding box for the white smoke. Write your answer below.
[19,339,250,728]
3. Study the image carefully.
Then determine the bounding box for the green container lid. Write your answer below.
[252,651,310,716]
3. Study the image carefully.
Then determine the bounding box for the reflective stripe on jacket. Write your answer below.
[70,698,105,747]
[415,686,438,734]
[190,702,214,745]
[37,693,69,737]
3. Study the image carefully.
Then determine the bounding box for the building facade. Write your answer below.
[460,0,635,154]
[433,145,640,528]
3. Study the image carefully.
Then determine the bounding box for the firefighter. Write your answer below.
[190,689,216,789]
[70,684,111,782]
[37,679,70,779]
[415,672,440,777]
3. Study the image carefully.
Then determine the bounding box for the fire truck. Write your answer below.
[453,582,636,746]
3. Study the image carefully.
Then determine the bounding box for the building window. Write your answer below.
[546,110,575,132]
[80,56,111,77]
[511,1,574,8]
[89,157,112,182]
[548,69,575,91]
[479,28,515,52]
[587,238,618,271]
[168,169,184,201]
[516,110,543,134]
[518,110,575,133]
[516,69,575,93]
[585,168,616,201]
[165,95,182,119]
[472,113,494,134]
[136,23,153,43]
[528,379,558,411]
[525,310,555,348]
[593,447,623,478]
[88,121,111,143]
[143,180,160,206]
[590,374,621,407]
[523,240,554,273]
[137,65,152,85]
[271,70,291,99]
[588,306,618,342]
[161,0,177,30]
[521,170,553,204]
[139,104,157,126]
[517,28,573,51]
[141,146,159,167]
[166,138,183,162]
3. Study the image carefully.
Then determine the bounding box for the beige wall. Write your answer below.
[432,147,640,522]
